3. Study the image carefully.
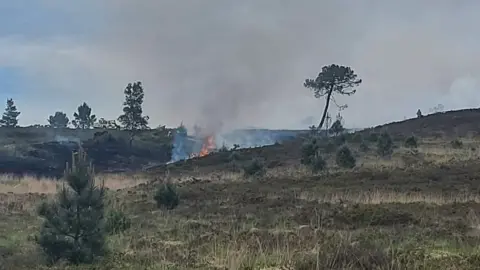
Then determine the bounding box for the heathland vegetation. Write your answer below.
[3,64,480,269]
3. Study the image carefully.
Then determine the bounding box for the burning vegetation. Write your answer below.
[190,135,216,158]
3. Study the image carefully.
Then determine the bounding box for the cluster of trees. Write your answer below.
[0,81,151,145]
[0,81,150,134]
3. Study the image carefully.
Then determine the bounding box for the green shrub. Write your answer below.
[37,148,106,265]
[336,146,356,168]
[243,158,266,178]
[377,131,393,157]
[301,138,320,166]
[404,136,418,148]
[105,209,131,235]
[154,182,179,210]
[451,139,463,149]
[310,154,327,172]
[301,137,328,172]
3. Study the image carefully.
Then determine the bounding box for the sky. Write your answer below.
[1,1,480,132]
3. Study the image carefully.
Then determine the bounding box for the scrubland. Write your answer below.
[2,136,480,269]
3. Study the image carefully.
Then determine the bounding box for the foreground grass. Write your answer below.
[3,165,480,269]
[3,138,480,269]
[0,173,149,194]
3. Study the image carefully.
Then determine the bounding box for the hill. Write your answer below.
[156,109,480,175]
[1,109,479,178]
[364,108,480,138]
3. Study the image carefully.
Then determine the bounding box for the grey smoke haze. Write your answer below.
[2,1,480,131]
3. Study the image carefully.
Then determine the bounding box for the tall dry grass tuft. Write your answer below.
[0,173,150,194]
[298,189,480,205]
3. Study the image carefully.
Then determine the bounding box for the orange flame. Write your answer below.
[189,135,215,158]
[198,135,215,157]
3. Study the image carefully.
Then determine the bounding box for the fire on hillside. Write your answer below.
[189,135,216,158]
[168,125,306,164]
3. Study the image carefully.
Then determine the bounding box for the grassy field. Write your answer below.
[3,135,480,269]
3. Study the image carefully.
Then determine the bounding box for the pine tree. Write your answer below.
[377,131,394,157]
[336,145,356,168]
[118,81,149,146]
[304,64,362,131]
[48,111,69,128]
[72,102,97,129]
[37,148,106,265]
[0,98,20,127]
[416,109,423,118]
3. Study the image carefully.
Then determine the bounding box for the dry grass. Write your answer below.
[298,189,480,205]
[3,173,480,269]
[4,136,480,269]
[0,173,149,194]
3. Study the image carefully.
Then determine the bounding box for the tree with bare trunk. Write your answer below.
[118,81,149,147]
[304,64,362,131]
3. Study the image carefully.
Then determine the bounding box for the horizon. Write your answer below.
[2,1,480,131]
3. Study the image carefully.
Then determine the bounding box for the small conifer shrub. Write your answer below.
[301,138,327,172]
[154,182,179,210]
[377,131,393,157]
[37,148,106,265]
[404,136,418,148]
[243,158,266,178]
[336,146,356,169]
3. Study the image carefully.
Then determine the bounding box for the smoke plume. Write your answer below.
[3,1,480,130]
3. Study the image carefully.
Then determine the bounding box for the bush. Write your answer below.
[37,148,106,265]
[451,139,463,149]
[301,138,319,164]
[404,136,418,148]
[377,131,393,157]
[243,158,266,178]
[336,146,356,168]
[105,209,131,235]
[310,154,327,172]
[154,182,179,210]
[301,138,328,172]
